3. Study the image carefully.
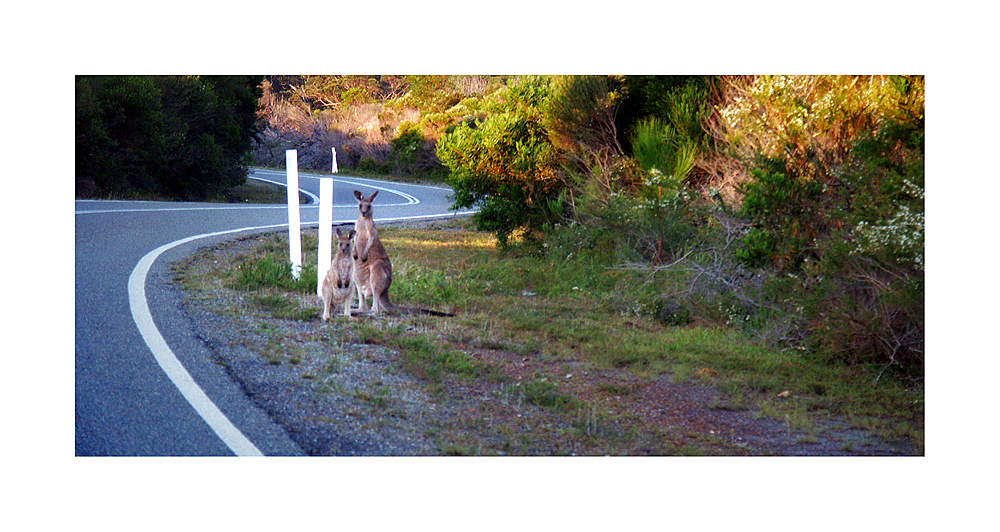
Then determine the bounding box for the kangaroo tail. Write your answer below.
[392,306,455,317]
[347,307,454,318]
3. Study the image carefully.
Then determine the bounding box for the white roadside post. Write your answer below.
[285,149,302,280]
[317,147,339,296]
[317,177,333,298]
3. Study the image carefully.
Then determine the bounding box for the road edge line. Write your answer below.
[127,225,287,456]
[126,211,476,456]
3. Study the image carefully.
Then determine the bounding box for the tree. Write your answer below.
[76,75,263,200]
[76,76,166,196]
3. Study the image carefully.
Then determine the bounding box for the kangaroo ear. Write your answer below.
[354,190,363,200]
[336,228,342,237]
[349,230,356,239]
[369,190,379,201]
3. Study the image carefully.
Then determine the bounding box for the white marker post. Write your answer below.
[317,177,333,298]
[285,149,302,280]
[332,146,339,174]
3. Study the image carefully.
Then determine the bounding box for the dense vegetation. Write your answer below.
[75,75,263,200]
[437,75,924,381]
[264,74,922,381]
[77,74,924,382]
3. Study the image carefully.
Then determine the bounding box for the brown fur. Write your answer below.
[352,190,393,315]
[321,228,356,321]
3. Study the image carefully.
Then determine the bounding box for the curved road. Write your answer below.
[75,169,470,456]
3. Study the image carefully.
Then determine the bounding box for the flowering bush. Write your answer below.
[853,179,924,270]
[717,76,925,376]
[717,75,924,183]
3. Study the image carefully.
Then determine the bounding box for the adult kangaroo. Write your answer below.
[352,190,393,315]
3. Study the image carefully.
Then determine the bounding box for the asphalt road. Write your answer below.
[74,168,470,456]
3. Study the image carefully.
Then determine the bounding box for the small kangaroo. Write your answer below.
[352,190,394,315]
[321,228,356,321]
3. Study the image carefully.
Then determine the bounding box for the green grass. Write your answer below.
[180,220,923,453]
[373,222,923,447]
[231,253,317,294]
[347,318,491,386]
[392,331,492,384]
[519,378,577,411]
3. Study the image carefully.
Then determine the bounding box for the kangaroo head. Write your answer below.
[335,228,356,255]
[354,190,379,218]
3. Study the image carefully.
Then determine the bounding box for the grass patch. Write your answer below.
[520,378,577,412]
[353,387,392,409]
[376,223,923,449]
[231,253,317,294]
[178,220,922,454]
[389,329,491,384]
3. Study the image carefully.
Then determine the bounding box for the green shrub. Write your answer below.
[842,120,925,271]
[437,77,562,246]
[390,121,425,175]
[631,117,698,181]
[546,77,712,268]
[403,75,464,114]
[653,298,693,326]
[735,227,777,268]
[357,157,390,174]
[543,75,627,157]
[738,162,827,270]
[629,80,710,181]
[735,112,924,375]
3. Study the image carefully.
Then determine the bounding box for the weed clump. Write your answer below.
[230,254,317,294]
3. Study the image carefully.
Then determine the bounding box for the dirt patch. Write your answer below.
[173,230,918,456]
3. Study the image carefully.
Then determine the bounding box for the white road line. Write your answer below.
[128,224,283,456]
[127,210,476,456]
[76,205,290,215]
[332,177,420,205]
[76,176,419,215]
[252,168,433,201]
[246,176,319,204]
